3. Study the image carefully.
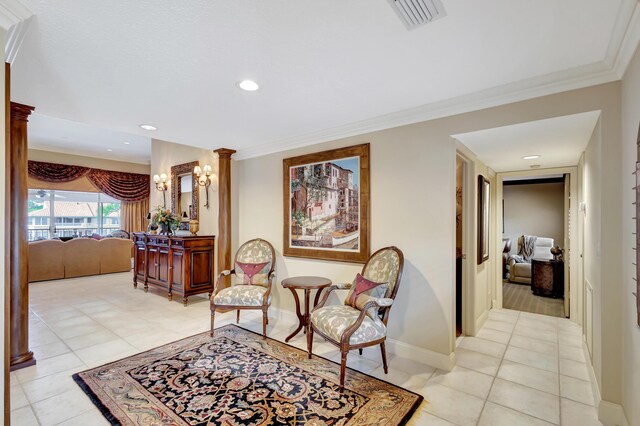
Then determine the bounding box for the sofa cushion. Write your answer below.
[64,238,101,278]
[99,238,133,274]
[28,240,65,282]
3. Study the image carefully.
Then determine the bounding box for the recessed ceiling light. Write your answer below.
[237,80,260,92]
[107,149,113,152]
[123,142,131,145]
[139,124,157,131]
[522,155,541,160]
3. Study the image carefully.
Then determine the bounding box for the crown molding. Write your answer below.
[235,61,617,160]
[236,2,640,161]
[0,0,31,32]
[5,15,31,64]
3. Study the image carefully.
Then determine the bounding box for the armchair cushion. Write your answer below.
[234,239,274,285]
[311,305,386,345]
[345,273,388,319]
[235,261,269,284]
[213,286,271,307]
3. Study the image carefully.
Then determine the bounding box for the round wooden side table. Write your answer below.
[281,276,332,342]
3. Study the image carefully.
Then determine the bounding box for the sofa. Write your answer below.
[28,238,133,282]
[508,236,554,284]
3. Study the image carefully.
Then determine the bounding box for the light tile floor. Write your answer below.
[11,273,602,425]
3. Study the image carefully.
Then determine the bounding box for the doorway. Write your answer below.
[455,156,463,336]
[501,174,572,318]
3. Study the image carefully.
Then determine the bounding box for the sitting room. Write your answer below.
[3,2,640,426]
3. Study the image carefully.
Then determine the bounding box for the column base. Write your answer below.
[10,352,36,371]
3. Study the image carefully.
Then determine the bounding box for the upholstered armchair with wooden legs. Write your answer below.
[308,246,404,388]
[210,238,276,338]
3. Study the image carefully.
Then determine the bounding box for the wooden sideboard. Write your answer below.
[133,233,215,305]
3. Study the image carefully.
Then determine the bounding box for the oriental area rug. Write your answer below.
[73,325,423,425]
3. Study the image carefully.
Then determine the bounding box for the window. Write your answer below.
[27,189,121,241]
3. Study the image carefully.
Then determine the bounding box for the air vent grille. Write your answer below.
[388,0,446,30]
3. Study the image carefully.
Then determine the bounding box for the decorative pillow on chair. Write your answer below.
[236,261,269,285]
[345,273,388,319]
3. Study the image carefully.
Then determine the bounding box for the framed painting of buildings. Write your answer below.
[477,174,490,265]
[283,143,370,263]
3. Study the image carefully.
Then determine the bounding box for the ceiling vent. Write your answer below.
[388,0,446,30]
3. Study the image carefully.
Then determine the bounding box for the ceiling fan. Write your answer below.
[34,190,66,199]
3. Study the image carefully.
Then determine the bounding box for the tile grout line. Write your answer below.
[474,310,520,426]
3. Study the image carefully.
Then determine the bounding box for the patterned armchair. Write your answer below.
[308,246,404,387]
[210,238,276,338]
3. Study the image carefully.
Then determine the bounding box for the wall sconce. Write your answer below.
[153,173,169,208]
[194,164,213,209]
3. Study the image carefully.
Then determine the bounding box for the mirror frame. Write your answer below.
[171,161,199,220]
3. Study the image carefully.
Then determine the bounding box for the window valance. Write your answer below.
[27,160,150,202]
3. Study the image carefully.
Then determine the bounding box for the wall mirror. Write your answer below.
[171,161,199,220]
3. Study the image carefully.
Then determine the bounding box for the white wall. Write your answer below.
[503,182,565,255]
[0,26,7,420]
[621,43,640,426]
[235,83,622,367]
[150,139,218,236]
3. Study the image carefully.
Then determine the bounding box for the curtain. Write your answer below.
[28,160,150,202]
[121,198,150,234]
[28,161,89,182]
[87,169,150,202]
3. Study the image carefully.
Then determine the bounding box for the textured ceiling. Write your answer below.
[11,0,636,161]
[454,111,601,172]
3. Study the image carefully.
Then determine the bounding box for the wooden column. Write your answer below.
[9,102,34,370]
[214,148,236,289]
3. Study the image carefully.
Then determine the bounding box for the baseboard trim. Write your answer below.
[386,338,456,371]
[270,307,455,371]
[598,401,629,426]
[472,310,490,336]
[582,340,630,426]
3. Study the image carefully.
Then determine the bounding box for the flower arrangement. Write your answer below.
[151,206,180,235]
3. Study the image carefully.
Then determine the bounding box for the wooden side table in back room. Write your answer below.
[531,258,564,298]
[281,276,332,342]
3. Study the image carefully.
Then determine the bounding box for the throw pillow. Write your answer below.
[345,274,388,319]
[236,261,269,285]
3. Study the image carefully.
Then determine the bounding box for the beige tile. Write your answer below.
[16,352,85,383]
[32,388,95,426]
[420,382,485,426]
[483,319,515,333]
[455,348,502,376]
[459,336,507,358]
[429,365,494,399]
[488,378,560,424]
[558,332,583,348]
[74,339,139,368]
[56,408,110,425]
[513,326,558,344]
[510,335,559,357]
[497,360,559,395]
[122,329,186,351]
[560,375,594,405]
[559,345,586,363]
[31,340,71,360]
[10,405,40,426]
[504,346,558,373]
[387,356,436,380]
[479,401,555,426]
[10,383,30,410]
[559,358,590,381]
[369,364,429,392]
[476,327,512,344]
[21,368,81,404]
[560,398,602,426]
[64,329,121,351]
[408,410,457,426]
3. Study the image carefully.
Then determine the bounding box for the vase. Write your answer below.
[159,222,172,235]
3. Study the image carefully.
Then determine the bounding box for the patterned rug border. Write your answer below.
[73,324,424,426]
